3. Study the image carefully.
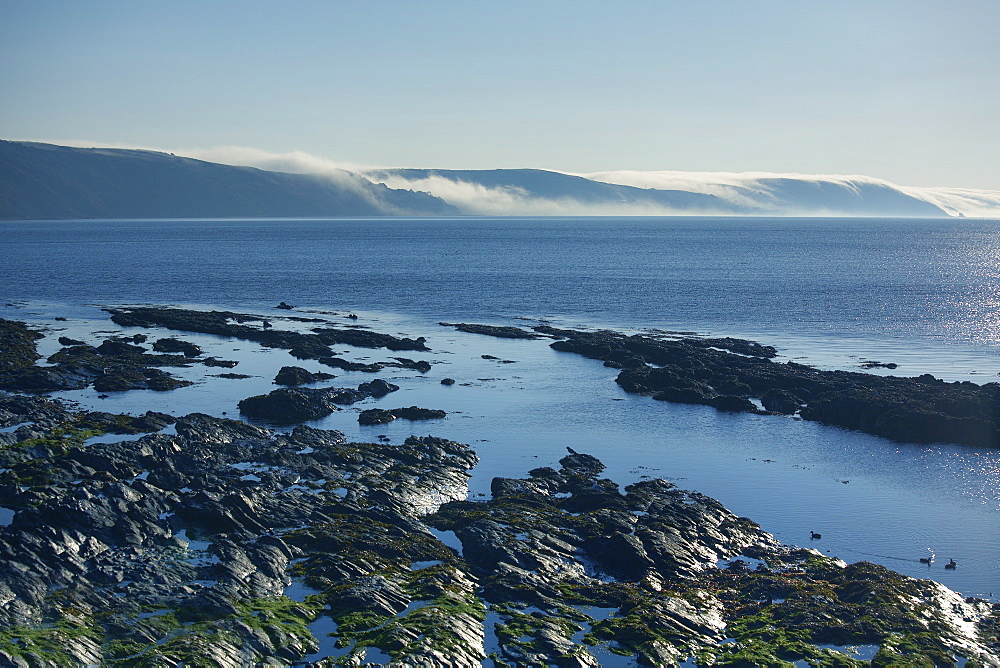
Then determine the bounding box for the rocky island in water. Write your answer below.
[0,306,997,666]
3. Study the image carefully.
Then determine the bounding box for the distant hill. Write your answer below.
[2,140,976,219]
[369,167,952,217]
[0,141,457,219]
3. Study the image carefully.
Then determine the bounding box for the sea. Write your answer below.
[1,216,998,600]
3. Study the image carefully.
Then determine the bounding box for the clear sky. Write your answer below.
[2,0,997,188]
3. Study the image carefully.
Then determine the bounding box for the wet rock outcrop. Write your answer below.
[440,322,541,339]
[152,337,203,357]
[318,356,432,373]
[0,321,193,393]
[0,319,42,376]
[108,306,429,356]
[358,406,447,425]
[0,399,482,667]
[237,380,400,424]
[503,324,1000,448]
[0,393,995,666]
[273,366,336,386]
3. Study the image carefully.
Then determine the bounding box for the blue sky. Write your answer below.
[2,0,997,188]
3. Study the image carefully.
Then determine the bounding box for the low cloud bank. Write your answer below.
[367,173,707,216]
[50,143,994,218]
[583,170,1000,218]
[894,186,1000,218]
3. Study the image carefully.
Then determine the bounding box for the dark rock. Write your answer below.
[762,388,802,414]
[358,408,396,425]
[57,336,86,346]
[440,322,540,339]
[239,380,399,424]
[273,366,335,386]
[392,406,446,421]
[393,357,431,372]
[357,379,399,398]
[107,307,429,354]
[238,388,344,424]
[860,360,898,369]
[358,406,446,425]
[95,338,147,356]
[0,320,43,375]
[276,302,295,310]
[93,368,191,392]
[318,356,382,373]
[542,327,1000,448]
[203,357,239,368]
[318,356,432,373]
[152,337,203,357]
[441,378,456,385]
[0,327,193,394]
[708,394,759,413]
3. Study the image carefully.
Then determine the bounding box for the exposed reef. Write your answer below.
[0,309,997,665]
[274,366,337,386]
[107,307,429,354]
[0,395,995,666]
[440,323,542,340]
[238,380,400,425]
[450,322,1000,448]
[0,319,194,393]
[358,406,447,425]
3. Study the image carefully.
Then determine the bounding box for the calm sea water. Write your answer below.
[1,216,999,598]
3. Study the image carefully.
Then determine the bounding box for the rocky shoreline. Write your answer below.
[0,308,997,666]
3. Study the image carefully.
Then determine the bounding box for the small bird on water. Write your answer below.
[810,531,822,540]
[945,558,957,569]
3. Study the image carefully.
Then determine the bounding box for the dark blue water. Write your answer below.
[2,216,999,597]
[4,216,1000,344]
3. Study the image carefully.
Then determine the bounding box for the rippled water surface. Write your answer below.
[2,216,999,598]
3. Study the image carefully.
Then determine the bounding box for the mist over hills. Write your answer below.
[369,168,961,217]
[3,140,998,219]
[0,141,456,220]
